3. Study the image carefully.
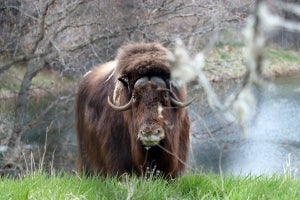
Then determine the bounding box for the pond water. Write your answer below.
[190,77,300,176]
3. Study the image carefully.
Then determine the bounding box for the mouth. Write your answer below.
[138,130,165,147]
[141,138,161,147]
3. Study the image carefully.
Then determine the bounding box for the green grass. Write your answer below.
[267,49,300,64]
[1,172,299,200]
[0,65,73,94]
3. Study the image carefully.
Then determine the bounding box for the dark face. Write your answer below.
[131,82,173,147]
[108,76,193,147]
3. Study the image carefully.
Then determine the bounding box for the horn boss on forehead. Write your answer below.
[75,42,191,178]
[150,76,167,87]
[134,76,167,89]
[134,77,149,88]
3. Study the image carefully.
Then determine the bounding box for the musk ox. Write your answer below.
[75,42,192,178]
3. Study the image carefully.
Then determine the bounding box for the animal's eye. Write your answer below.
[132,93,137,100]
[163,92,169,99]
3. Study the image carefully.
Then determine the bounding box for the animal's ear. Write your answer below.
[113,76,129,105]
[117,75,131,93]
[168,80,176,91]
[169,81,182,98]
[118,75,129,87]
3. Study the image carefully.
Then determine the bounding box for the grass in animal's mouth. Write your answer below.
[141,140,160,147]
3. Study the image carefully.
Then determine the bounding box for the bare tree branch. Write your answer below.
[31,0,56,54]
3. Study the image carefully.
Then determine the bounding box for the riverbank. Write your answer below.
[0,47,299,98]
[203,45,300,82]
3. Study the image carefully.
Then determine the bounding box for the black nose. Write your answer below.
[140,128,162,136]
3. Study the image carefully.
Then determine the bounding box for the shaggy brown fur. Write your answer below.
[75,42,190,178]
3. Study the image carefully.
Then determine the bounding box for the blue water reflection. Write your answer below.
[190,77,300,176]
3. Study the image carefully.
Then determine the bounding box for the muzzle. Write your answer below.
[137,125,165,147]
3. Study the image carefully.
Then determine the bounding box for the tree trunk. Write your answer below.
[5,58,45,165]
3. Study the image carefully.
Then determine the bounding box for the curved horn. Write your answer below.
[107,96,133,111]
[170,92,195,108]
[170,96,194,108]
